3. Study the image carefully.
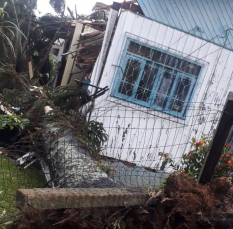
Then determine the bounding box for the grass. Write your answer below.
[0,155,45,228]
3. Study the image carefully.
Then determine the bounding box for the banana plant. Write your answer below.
[0,1,27,64]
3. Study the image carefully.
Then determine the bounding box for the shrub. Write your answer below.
[168,133,233,182]
[0,114,29,130]
[178,133,211,178]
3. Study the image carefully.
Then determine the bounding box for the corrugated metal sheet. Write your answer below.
[137,0,233,51]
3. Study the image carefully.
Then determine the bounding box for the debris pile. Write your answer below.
[18,174,233,229]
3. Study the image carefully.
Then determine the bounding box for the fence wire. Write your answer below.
[0,100,227,226]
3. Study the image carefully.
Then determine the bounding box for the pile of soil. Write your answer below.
[18,174,233,229]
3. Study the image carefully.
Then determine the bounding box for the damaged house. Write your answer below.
[57,0,233,173]
[89,0,233,170]
[54,6,108,87]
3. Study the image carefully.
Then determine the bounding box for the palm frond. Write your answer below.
[3,21,27,40]
[0,30,16,58]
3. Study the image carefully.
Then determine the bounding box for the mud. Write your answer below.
[18,174,233,229]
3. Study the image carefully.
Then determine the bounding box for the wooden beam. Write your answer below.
[28,61,33,79]
[17,188,147,210]
[198,92,233,183]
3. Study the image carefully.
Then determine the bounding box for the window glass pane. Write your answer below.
[192,64,201,76]
[118,59,141,96]
[136,64,159,102]
[128,42,151,59]
[169,77,192,112]
[152,51,177,67]
[128,42,140,54]
[152,50,162,62]
[176,58,182,70]
[177,60,189,72]
[154,70,176,108]
[177,59,201,76]
[163,55,177,67]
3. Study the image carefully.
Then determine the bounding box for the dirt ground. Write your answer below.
[18,174,233,229]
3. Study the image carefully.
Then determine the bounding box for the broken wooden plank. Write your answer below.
[28,61,33,79]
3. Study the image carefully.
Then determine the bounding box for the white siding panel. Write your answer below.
[130,15,145,37]
[162,26,175,47]
[135,16,153,39]
[182,35,196,56]
[147,22,161,44]
[154,25,168,45]
[205,49,231,105]
[169,29,185,50]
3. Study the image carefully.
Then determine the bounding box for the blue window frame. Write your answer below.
[111,40,202,118]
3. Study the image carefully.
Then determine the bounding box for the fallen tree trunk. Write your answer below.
[43,123,121,188]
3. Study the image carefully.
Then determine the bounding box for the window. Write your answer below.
[112,41,202,118]
[52,48,59,56]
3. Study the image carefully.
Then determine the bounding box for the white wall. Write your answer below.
[51,44,64,62]
[90,11,233,169]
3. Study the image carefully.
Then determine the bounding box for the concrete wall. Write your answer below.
[90,11,233,169]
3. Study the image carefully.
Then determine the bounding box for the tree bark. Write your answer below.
[43,124,122,188]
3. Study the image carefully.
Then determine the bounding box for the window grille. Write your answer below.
[112,40,202,118]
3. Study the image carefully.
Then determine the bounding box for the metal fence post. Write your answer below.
[198,92,233,183]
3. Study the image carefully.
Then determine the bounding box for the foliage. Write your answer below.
[0,64,108,225]
[0,1,16,63]
[0,64,108,157]
[0,1,109,227]
[0,0,36,69]
[157,152,173,171]
[169,133,233,182]
[0,64,29,92]
[0,2,7,21]
[29,14,63,68]
[0,0,64,75]
[49,0,65,14]
[87,120,108,157]
[213,143,233,180]
[0,114,29,130]
[52,84,86,113]
[94,160,112,175]
[62,110,108,157]
[0,155,45,228]
[177,134,210,178]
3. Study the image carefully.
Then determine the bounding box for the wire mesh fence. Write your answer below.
[0,151,45,226]
[0,98,229,226]
[90,99,223,182]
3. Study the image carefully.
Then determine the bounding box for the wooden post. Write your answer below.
[198,92,233,183]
